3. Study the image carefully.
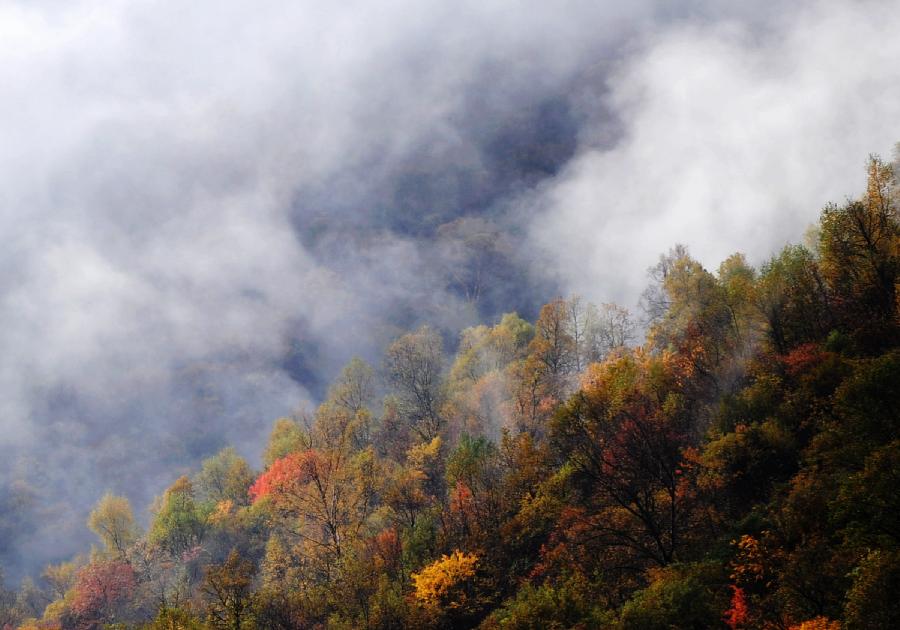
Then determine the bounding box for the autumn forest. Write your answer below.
[0,152,897,629]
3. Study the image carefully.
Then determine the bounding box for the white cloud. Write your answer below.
[0,0,660,576]
[529,0,900,305]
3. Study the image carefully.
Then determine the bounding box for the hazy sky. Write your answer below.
[1,0,898,581]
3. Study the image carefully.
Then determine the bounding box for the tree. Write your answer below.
[445,314,532,439]
[42,561,80,600]
[202,549,256,630]
[566,295,590,373]
[619,564,726,630]
[382,437,442,534]
[647,250,739,389]
[699,419,796,520]
[255,534,324,628]
[819,155,899,334]
[484,574,612,629]
[493,313,534,360]
[249,448,377,579]
[435,216,516,306]
[788,618,841,630]
[508,353,558,438]
[756,245,830,354]
[835,440,900,547]
[445,435,502,548]
[383,462,433,534]
[328,357,375,416]
[550,352,698,571]
[449,317,531,387]
[313,400,373,452]
[717,253,758,349]
[87,494,139,558]
[640,244,691,326]
[444,369,512,441]
[583,302,636,363]
[195,448,255,507]
[263,417,309,467]
[0,567,18,630]
[412,550,478,611]
[530,298,576,386]
[70,559,136,629]
[15,577,50,621]
[384,326,447,441]
[843,549,900,630]
[149,477,207,557]
[144,606,205,630]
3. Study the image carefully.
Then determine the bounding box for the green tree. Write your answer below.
[844,549,900,630]
[263,417,309,467]
[150,476,207,556]
[756,245,830,353]
[619,564,725,630]
[195,447,255,507]
[143,606,205,629]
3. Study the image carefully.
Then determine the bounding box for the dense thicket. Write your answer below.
[2,154,898,629]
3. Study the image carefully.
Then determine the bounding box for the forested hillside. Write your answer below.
[2,154,898,629]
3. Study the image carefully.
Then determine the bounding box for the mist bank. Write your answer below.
[2,0,900,582]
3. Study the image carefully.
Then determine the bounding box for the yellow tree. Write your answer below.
[202,549,257,630]
[412,550,478,611]
[250,448,378,581]
[529,298,577,386]
[87,493,139,558]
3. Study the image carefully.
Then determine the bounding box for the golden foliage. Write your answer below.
[411,550,478,608]
[788,617,841,630]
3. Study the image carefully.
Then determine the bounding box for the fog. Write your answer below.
[1,0,898,581]
[529,0,900,303]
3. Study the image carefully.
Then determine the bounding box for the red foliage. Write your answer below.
[449,481,475,516]
[781,343,826,377]
[249,450,324,503]
[531,506,597,578]
[368,527,403,575]
[724,585,749,630]
[70,559,136,627]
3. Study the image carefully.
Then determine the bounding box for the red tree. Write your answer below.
[724,585,749,629]
[70,560,136,629]
[248,451,322,504]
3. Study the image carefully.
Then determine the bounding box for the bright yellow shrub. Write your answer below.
[411,550,478,608]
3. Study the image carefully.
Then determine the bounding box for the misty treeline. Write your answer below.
[2,154,899,629]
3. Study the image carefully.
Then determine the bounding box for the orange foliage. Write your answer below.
[249,450,324,504]
[730,535,767,586]
[724,585,749,629]
[369,527,402,574]
[449,481,475,516]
